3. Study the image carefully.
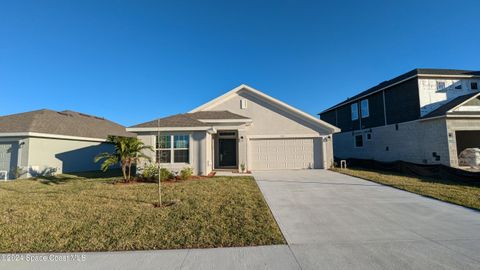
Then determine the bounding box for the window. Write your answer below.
[472,82,478,90]
[361,99,369,118]
[436,81,445,91]
[156,135,171,163]
[174,135,189,163]
[354,134,363,148]
[454,84,462,90]
[156,134,190,163]
[351,103,358,120]
[366,133,372,140]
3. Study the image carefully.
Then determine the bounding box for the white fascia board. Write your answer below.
[418,74,480,78]
[446,114,480,119]
[0,132,107,142]
[127,127,210,132]
[190,84,340,133]
[197,119,253,123]
[248,134,326,139]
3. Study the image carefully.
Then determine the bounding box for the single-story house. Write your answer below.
[0,109,134,179]
[127,84,340,175]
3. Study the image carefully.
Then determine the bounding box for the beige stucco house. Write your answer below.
[128,85,340,175]
[0,109,133,179]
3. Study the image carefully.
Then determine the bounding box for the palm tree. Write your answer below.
[95,136,153,181]
[125,138,153,180]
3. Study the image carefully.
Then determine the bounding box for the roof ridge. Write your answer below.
[26,109,50,131]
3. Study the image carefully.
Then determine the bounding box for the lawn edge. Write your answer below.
[331,168,480,212]
[251,176,288,245]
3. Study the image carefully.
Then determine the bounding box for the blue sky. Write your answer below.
[1,0,479,126]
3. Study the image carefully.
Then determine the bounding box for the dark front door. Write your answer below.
[219,139,237,167]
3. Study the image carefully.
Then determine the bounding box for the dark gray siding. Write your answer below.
[320,110,336,127]
[384,78,420,124]
[336,105,356,132]
[360,91,385,129]
[320,77,421,132]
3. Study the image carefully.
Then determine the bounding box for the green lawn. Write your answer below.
[0,176,285,253]
[332,167,480,210]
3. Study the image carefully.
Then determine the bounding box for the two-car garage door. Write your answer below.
[250,137,323,170]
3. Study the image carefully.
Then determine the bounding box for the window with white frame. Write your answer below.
[156,134,189,163]
[361,99,369,118]
[351,103,359,120]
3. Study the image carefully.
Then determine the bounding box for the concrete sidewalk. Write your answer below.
[1,245,300,270]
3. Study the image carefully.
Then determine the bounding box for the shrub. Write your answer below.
[141,164,173,181]
[141,163,158,179]
[180,167,193,180]
[160,168,174,181]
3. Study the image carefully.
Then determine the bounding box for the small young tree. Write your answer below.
[95,136,153,182]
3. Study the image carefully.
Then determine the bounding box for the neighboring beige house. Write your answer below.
[0,109,133,179]
[128,84,340,175]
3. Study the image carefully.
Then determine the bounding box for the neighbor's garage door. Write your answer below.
[250,138,323,170]
[0,142,18,179]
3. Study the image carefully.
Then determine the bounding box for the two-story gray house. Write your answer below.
[319,68,480,167]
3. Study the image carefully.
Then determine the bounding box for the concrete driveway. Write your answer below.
[254,169,480,270]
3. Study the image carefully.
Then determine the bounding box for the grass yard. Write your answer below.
[0,176,285,253]
[332,167,480,210]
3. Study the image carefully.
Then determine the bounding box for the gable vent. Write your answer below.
[240,99,248,109]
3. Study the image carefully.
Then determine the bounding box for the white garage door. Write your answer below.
[250,138,323,170]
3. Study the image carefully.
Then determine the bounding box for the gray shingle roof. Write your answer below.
[320,68,480,114]
[131,111,250,128]
[422,93,480,118]
[0,109,134,139]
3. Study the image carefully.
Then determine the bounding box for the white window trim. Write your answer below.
[354,134,364,148]
[156,134,191,164]
[361,99,369,118]
[351,103,359,120]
